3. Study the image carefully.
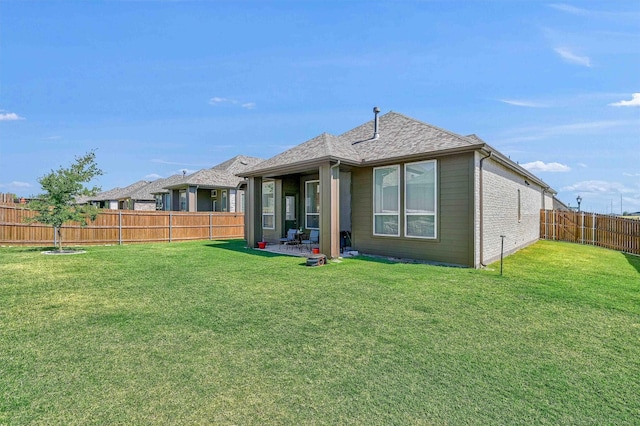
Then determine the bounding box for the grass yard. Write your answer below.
[1,240,639,425]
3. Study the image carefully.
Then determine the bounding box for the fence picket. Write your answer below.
[540,209,640,255]
[0,204,244,246]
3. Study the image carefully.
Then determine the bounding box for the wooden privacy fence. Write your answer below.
[0,204,244,246]
[540,209,640,255]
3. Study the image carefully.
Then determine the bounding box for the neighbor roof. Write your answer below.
[90,180,150,202]
[164,155,264,190]
[126,174,185,200]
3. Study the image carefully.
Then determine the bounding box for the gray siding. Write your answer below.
[197,189,213,211]
[351,153,475,266]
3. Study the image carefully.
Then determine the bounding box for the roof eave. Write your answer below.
[359,144,485,167]
[480,144,556,194]
[239,155,361,178]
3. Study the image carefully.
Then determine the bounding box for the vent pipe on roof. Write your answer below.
[351,106,381,145]
[373,106,380,139]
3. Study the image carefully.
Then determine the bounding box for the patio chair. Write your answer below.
[279,228,299,250]
[301,229,319,251]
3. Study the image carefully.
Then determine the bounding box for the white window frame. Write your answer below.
[262,181,275,229]
[373,165,401,237]
[404,160,437,239]
[305,180,320,230]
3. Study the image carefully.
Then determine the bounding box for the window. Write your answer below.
[262,181,275,229]
[373,165,400,236]
[405,160,437,238]
[179,190,186,211]
[305,180,320,229]
[155,194,163,210]
[221,190,228,212]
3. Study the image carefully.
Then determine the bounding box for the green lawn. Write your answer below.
[1,240,638,425]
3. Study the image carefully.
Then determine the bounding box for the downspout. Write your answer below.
[479,150,492,267]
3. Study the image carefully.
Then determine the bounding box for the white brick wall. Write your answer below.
[478,155,546,266]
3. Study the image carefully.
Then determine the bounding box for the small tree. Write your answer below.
[26,151,103,251]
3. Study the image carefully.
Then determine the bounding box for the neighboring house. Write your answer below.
[88,180,151,210]
[162,155,263,212]
[239,109,556,268]
[120,174,186,211]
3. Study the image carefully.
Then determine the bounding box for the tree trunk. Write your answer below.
[57,226,63,251]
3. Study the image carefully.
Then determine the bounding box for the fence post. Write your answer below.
[209,213,212,240]
[169,212,172,243]
[552,210,556,240]
[118,210,122,245]
[580,212,585,244]
[592,213,596,246]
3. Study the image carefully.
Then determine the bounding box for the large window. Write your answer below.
[305,180,320,229]
[405,160,437,238]
[373,165,400,236]
[262,181,275,229]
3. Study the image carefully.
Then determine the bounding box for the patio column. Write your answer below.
[319,162,340,258]
[245,177,262,247]
[187,186,197,212]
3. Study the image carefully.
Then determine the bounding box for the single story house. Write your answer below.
[120,174,185,211]
[88,180,151,210]
[160,155,263,212]
[239,108,556,268]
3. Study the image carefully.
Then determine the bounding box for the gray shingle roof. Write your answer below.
[211,155,264,175]
[241,112,483,175]
[164,155,264,189]
[345,112,480,163]
[90,180,150,202]
[127,174,185,200]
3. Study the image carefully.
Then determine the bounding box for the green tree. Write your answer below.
[26,151,103,251]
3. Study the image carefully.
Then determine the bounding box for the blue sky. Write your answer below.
[1,0,638,214]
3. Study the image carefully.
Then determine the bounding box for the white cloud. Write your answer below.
[499,99,548,108]
[0,111,24,121]
[521,161,571,172]
[150,159,205,167]
[578,163,588,168]
[497,119,637,144]
[209,97,228,104]
[549,4,591,16]
[623,172,640,177]
[549,3,640,20]
[0,181,32,189]
[561,180,632,194]
[554,47,592,67]
[209,97,256,109]
[609,93,640,107]
[145,173,163,180]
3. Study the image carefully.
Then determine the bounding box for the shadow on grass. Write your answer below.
[203,239,451,267]
[624,252,640,274]
[0,246,58,253]
[204,240,284,259]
